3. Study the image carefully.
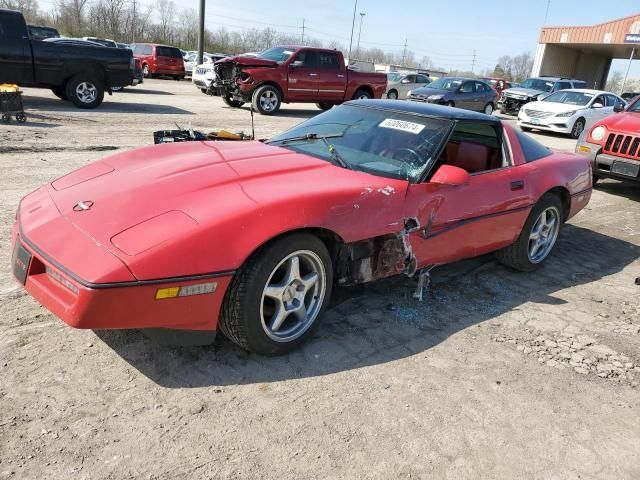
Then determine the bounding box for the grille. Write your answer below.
[523,109,553,119]
[604,133,640,159]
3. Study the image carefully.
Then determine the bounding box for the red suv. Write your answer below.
[575,96,640,184]
[131,43,184,80]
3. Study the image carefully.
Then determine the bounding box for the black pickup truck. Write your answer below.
[0,9,134,108]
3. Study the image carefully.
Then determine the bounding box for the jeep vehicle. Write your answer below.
[0,9,134,108]
[212,46,387,114]
[498,76,587,115]
[575,96,640,184]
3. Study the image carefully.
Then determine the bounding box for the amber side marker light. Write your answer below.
[577,145,591,153]
[155,282,217,300]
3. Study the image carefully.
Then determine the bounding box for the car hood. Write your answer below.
[410,87,450,97]
[214,55,278,68]
[594,111,640,132]
[503,87,544,97]
[42,141,404,279]
[523,100,585,113]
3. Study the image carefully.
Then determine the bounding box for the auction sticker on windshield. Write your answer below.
[379,118,426,134]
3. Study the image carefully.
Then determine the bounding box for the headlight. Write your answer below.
[428,95,443,100]
[591,126,606,142]
[556,110,577,117]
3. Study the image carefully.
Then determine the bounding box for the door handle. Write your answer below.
[338,74,345,78]
[309,73,318,77]
[510,180,525,191]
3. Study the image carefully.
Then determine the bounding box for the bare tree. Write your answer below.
[156,0,176,44]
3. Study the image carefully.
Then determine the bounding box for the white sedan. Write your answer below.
[517,89,626,139]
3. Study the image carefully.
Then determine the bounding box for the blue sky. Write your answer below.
[180,0,640,76]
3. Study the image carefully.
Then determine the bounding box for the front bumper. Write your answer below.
[575,141,640,182]
[11,227,232,332]
[517,111,572,134]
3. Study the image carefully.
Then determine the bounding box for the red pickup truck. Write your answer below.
[212,46,387,114]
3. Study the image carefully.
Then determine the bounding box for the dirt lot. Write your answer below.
[1,80,639,479]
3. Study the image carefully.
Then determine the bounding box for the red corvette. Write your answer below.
[12,101,592,355]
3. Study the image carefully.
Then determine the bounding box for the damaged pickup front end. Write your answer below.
[211,56,279,103]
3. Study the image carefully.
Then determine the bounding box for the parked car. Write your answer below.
[499,76,587,115]
[0,9,134,108]
[184,53,226,77]
[518,89,626,139]
[212,46,387,114]
[116,42,131,50]
[575,96,640,184]
[131,43,185,80]
[407,77,497,114]
[27,24,60,40]
[192,62,215,93]
[621,92,640,102]
[480,77,512,97]
[12,100,591,354]
[385,72,431,99]
[82,37,117,48]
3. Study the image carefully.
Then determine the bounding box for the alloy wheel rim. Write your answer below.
[75,82,97,103]
[572,120,584,137]
[388,92,397,99]
[528,206,560,264]
[260,90,278,111]
[485,104,493,115]
[260,250,326,342]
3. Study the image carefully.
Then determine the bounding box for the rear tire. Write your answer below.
[352,88,372,100]
[51,86,68,100]
[520,126,533,132]
[316,102,333,111]
[483,103,494,115]
[65,74,104,109]
[220,233,333,355]
[252,85,281,115]
[495,193,563,272]
[446,101,455,107]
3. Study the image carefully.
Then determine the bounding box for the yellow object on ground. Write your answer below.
[0,84,19,93]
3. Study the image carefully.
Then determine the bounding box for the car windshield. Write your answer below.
[266,104,453,182]
[426,78,462,91]
[520,78,555,92]
[628,97,640,112]
[542,91,594,106]
[485,79,497,87]
[257,47,295,63]
[387,73,403,82]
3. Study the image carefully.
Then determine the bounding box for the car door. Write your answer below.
[474,81,493,111]
[397,74,416,98]
[585,94,610,122]
[455,81,476,110]
[315,51,347,101]
[0,11,33,84]
[287,50,319,100]
[403,122,534,267]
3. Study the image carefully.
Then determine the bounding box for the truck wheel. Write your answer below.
[65,75,104,109]
[252,85,281,115]
[495,193,563,272]
[51,86,68,100]
[200,88,208,94]
[316,103,333,111]
[222,94,245,108]
[352,89,372,100]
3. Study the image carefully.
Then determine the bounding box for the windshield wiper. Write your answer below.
[268,132,351,170]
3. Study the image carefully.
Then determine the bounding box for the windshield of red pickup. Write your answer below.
[267,105,453,182]
[257,47,295,63]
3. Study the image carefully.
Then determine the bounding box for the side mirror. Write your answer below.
[430,164,470,187]
[591,102,603,109]
[401,78,411,84]
[613,102,625,113]
[290,60,303,68]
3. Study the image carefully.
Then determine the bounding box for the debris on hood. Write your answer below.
[153,125,252,144]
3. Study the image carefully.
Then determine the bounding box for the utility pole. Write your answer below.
[301,19,305,44]
[620,48,636,95]
[355,12,365,59]
[197,0,205,65]
[544,0,551,25]
[347,0,358,65]
[401,38,407,66]
[471,49,476,73]
[131,0,136,43]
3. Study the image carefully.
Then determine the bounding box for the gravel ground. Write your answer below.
[1,80,639,479]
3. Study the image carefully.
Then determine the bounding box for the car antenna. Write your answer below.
[250,104,255,140]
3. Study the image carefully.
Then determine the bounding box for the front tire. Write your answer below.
[252,85,281,115]
[570,118,585,139]
[387,89,398,100]
[220,233,333,355]
[520,126,533,132]
[495,193,563,272]
[483,103,494,115]
[352,88,372,100]
[446,101,455,107]
[65,74,104,109]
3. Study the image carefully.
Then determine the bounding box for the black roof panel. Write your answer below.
[346,99,501,123]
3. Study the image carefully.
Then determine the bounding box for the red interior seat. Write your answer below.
[445,142,489,173]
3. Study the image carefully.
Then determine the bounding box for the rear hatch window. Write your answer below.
[156,47,182,58]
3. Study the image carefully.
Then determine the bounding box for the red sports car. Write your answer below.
[12,101,592,355]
